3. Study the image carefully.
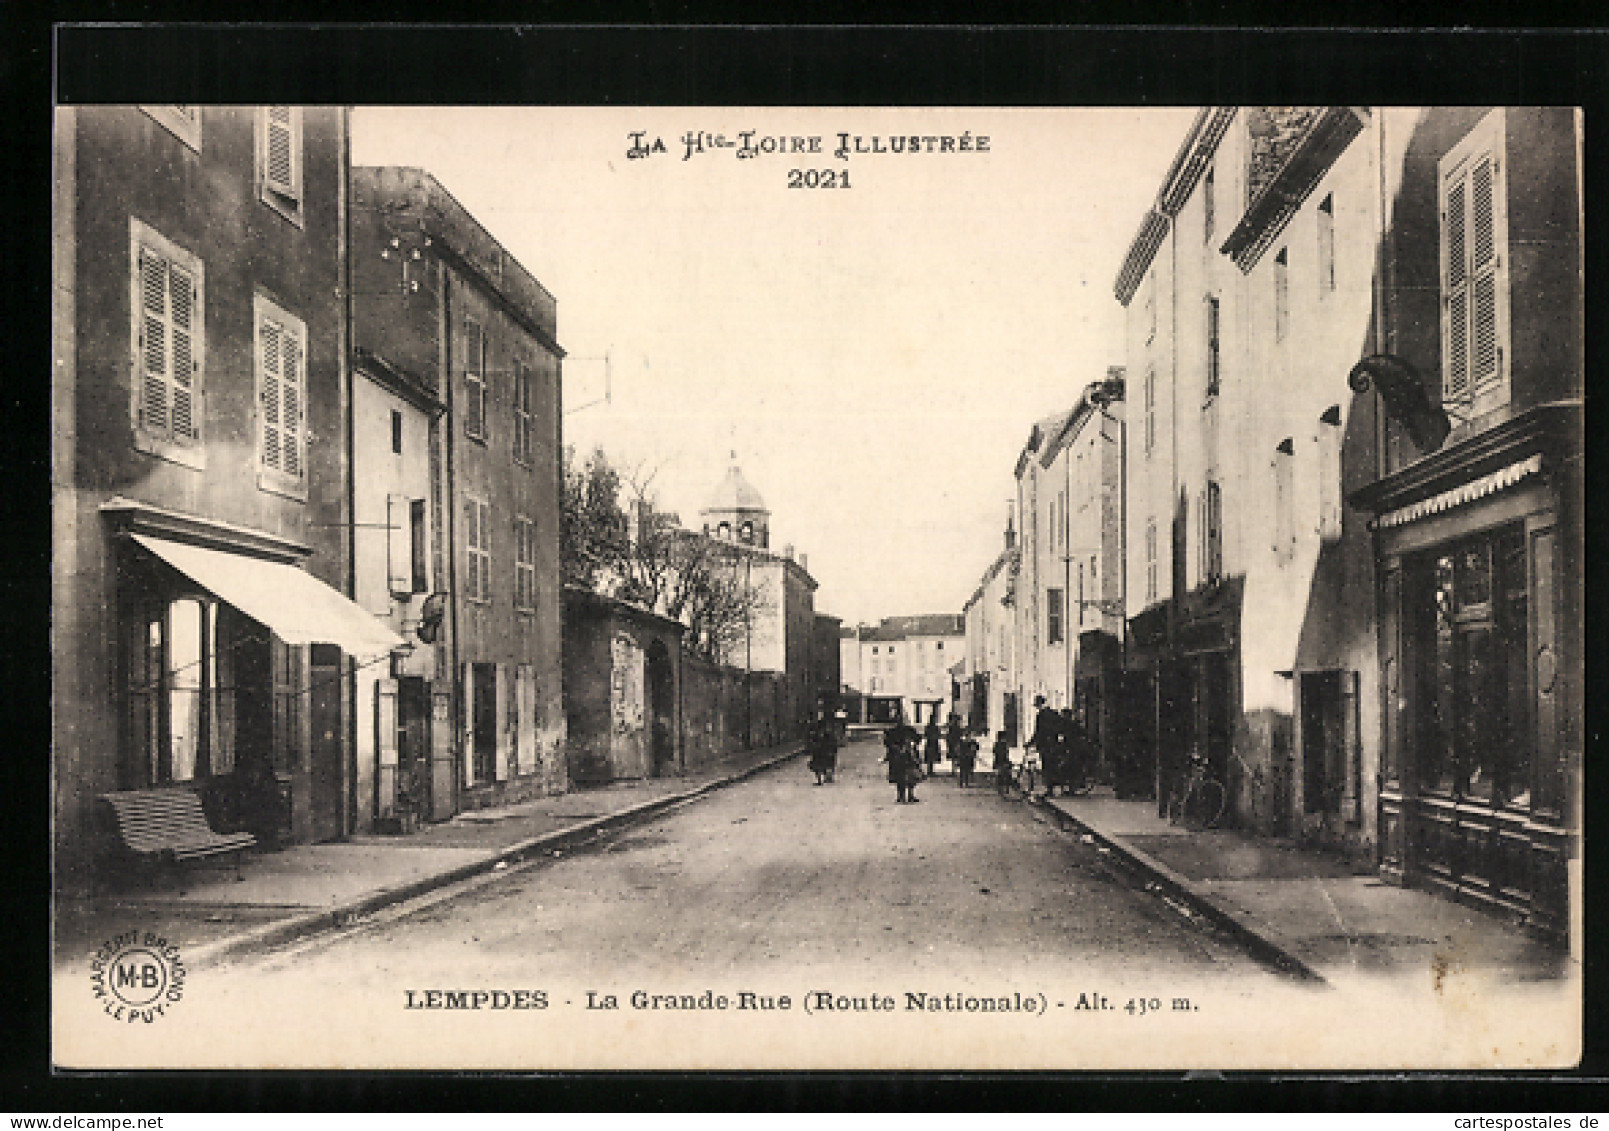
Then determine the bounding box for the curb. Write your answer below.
[187,744,807,969]
[1034,797,1330,987]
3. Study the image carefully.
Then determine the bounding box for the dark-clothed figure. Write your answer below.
[992,731,1013,796]
[1063,715,1096,793]
[955,736,979,788]
[923,720,943,777]
[945,716,964,775]
[1025,696,1064,797]
[807,710,839,785]
[884,715,922,803]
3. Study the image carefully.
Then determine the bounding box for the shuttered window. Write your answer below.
[513,358,534,465]
[1440,111,1510,413]
[1205,479,1223,583]
[463,319,487,441]
[130,221,204,462]
[142,106,201,152]
[254,295,308,493]
[1205,295,1221,398]
[465,496,491,603]
[257,106,304,222]
[514,516,536,611]
[1144,518,1158,603]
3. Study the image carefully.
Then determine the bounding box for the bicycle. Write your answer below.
[1000,749,1041,801]
[1167,750,1226,829]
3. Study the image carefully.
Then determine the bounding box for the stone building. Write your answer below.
[350,166,568,816]
[53,107,401,888]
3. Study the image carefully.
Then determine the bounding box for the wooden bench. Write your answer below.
[98,789,256,890]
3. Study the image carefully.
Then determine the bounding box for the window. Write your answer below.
[126,597,239,785]
[462,319,487,441]
[410,499,428,593]
[717,521,731,540]
[1205,294,1221,398]
[1205,479,1223,583]
[1317,194,1336,294]
[465,496,491,603]
[1046,588,1064,645]
[1077,562,1086,627]
[1143,367,1156,454]
[254,294,308,495]
[256,106,304,223]
[1144,272,1157,346]
[1274,247,1290,342]
[130,221,205,466]
[1273,439,1295,563]
[740,521,754,544]
[1440,110,1510,414]
[1317,407,1343,541]
[391,410,403,455]
[1145,518,1158,603]
[142,106,201,152]
[1203,166,1216,241]
[513,358,534,465]
[514,516,536,611]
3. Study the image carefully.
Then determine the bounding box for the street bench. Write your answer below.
[98,789,256,889]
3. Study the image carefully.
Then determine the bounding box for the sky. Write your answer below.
[351,107,1199,627]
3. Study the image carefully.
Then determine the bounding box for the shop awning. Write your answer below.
[131,534,405,660]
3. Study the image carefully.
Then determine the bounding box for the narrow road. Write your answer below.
[245,736,1273,987]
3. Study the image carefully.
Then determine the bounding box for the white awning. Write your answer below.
[131,534,405,660]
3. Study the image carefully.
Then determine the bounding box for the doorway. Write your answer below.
[646,639,676,776]
[397,676,431,819]
[309,643,344,842]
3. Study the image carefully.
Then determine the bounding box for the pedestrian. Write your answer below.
[884,711,922,803]
[1063,714,1095,794]
[955,735,978,788]
[945,714,964,776]
[923,718,943,778]
[1025,695,1063,798]
[807,709,838,785]
[992,730,1013,797]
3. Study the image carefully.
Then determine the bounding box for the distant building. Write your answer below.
[842,614,966,727]
[961,516,1019,743]
[351,166,568,817]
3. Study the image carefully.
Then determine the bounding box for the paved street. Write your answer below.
[241,736,1272,986]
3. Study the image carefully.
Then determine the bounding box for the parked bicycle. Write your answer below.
[1167,749,1226,829]
[999,748,1042,801]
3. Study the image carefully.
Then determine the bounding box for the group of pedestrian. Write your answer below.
[883,712,924,803]
[1025,694,1096,797]
[807,707,839,786]
[880,710,985,802]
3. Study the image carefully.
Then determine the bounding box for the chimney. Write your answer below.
[783,543,794,561]
[1004,502,1017,550]
[799,552,808,572]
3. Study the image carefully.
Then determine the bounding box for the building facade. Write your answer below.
[53,106,402,889]
[1114,106,1581,936]
[961,522,1019,743]
[350,166,568,816]
[842,615,966,726]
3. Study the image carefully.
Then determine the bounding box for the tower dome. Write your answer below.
[699,452,770,548]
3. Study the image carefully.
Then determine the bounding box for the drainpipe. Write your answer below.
[441,256,461,814]
[339,109,358,838]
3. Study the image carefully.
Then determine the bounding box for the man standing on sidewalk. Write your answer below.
[1025,695,1062,797]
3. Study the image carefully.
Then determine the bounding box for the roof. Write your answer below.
[964,544,1019,611]
[860,614,965,641]
[1015,410,1074,479]
[701,459,768,516]
[352,166,561,352]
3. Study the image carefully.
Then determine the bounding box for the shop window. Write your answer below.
[126,596,240,785]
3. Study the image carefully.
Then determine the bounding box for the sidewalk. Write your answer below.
[1040,786,1575,988]
[54,740,808,972]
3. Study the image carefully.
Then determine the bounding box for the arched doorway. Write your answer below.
[646,639,676,776]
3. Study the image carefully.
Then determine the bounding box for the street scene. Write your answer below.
[51,103,1582,1070]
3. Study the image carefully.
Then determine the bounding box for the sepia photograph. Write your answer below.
[47,36,1586,1074]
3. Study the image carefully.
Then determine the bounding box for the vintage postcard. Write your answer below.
[51,93,1583,1071]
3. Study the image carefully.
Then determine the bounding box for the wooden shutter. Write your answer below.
[376,678,399,818]
[1443,172,1471,402]
[410,499,428,593]
[1467,153,1501,391]
[494,664,510,782]
[463,321,485,438]
[517,665,536,780]
[1341,668,1361,823]
[169,264,198,441]
[478,501,492,602]
[282,326,304,479]
[264,106,297,198]
[261,317,284,473]
[138,247,171,436]
[1441,114,1508,408]
[461,663,476,786]
[387,494,412,598]
[463,498,480,601]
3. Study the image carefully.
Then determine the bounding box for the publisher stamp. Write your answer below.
[88,931,186,1024]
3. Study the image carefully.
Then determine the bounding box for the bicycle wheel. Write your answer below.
[1021,764,1038,798]
[1185,778,1227,829]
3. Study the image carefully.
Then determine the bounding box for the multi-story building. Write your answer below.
[350,166,568,815]
[1114,106,1581,936]
[53,106,402,888]
[961,518,1019,743]
[842,615,966,727]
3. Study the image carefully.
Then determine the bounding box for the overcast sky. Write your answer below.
[352,107,1199,627]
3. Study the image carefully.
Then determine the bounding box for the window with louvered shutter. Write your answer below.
[254,294,308,493]
[463,319,486,441]
[466,497,491,604]
[258,106,304,221]
[513,359,533,465]
[515,516,535,611]
[130,221,204,462]
[1439,111,1509,413]
[141,106,201,151]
